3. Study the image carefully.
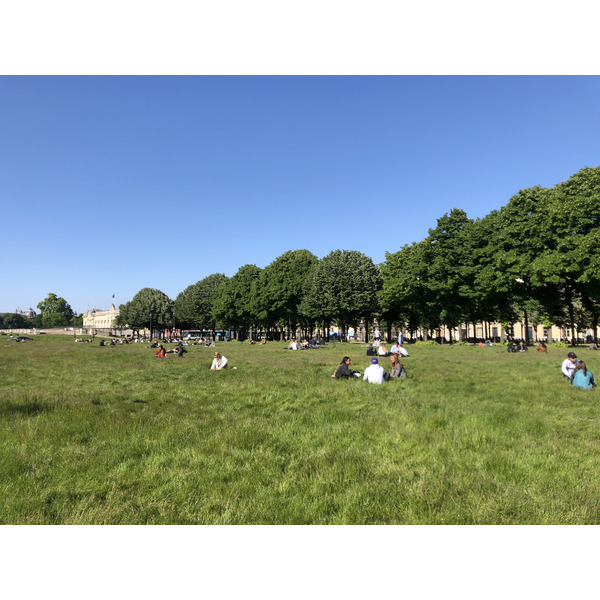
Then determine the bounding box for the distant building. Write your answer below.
[16,308,37,319]
[82,304,120,335]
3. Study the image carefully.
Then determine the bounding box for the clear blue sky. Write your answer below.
[2,75,599,315]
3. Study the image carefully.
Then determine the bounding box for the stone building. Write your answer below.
[82,304,120,336]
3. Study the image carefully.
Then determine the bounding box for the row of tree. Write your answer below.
[114,166,600,343]
[114,249,383,340]
[380,166,600,343]
[6,167,597,343]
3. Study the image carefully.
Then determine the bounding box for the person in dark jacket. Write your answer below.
[333,356,359,379]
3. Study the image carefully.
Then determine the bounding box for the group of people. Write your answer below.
[562,351,596,390]
[152,343,230,367]
[507,341,528,353]
[287,338,319,350]
[367,342,409,358]
[333,355,407,384]
[153,343,187,358]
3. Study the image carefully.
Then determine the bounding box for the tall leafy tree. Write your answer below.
[486,186,559,342]
[212,265,262,336]
[531,167,600,342]
[300,250,382,339]
[258,249,318,337]
[425,209,478,337]
[174,273,228,330]
[37,292,74,328]
[122,288,173,337]
[380,240,438,339]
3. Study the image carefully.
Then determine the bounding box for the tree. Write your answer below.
[531,167,600,342]
[380,240,438,340]
[37,293,74,328]
[3,313,26,329]
[258,249,318,338]
[174,273,228,330]
[212,265,262,338]
[122,288,173,338]
[485,186,559,343]
[300,250,382,339]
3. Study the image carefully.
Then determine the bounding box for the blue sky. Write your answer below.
[2,75,600,315]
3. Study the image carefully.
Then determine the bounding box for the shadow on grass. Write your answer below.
[0,398,51,417]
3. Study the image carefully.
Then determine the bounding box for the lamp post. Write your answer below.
[91,310,96,342]
[149,312,153,341]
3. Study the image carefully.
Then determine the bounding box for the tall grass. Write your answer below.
[1,336,599,524]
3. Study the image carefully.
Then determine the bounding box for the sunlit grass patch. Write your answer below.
[1,335,599,523]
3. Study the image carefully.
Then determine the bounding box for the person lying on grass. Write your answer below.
[332,356,361,379]
[154,344,166,358]
[211,352,228,370]
[569,361,595,390]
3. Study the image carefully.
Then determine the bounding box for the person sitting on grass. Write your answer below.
[363,357,385,384]
[384,354,407,380]
[562,352,579,378]
[517,341,528,352]
[569,360,595,390]
[154,344,166,358]
[537,341,547,352]
[288,339,298,350]
[260,338,267,345]
[211,352,228,370]
[333,356,360,379]
[507,342,517,353]
[176,345,187,358]
[390,343,409,357]
[378,343,389,357]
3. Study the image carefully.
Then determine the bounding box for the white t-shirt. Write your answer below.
[562,357,578,378]
[363,364,385,384]
[211,356,228,370]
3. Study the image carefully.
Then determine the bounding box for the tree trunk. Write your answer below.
[523,309,529,344]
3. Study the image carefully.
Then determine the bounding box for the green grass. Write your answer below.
[1,335,599,524]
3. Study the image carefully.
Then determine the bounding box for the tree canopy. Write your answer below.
[116,288,173,336]
[300,250,382,337]
[174,273,228,330]
[37,293,74,328]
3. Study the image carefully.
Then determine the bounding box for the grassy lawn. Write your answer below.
[1,335,599,524]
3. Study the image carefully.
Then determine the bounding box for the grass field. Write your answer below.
[1,334,599,524]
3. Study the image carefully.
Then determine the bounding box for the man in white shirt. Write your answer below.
[363,357,385,384]
[561,352,579,378]
[211,352,228,370]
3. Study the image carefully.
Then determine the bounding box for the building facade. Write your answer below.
[82,304,120,336]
